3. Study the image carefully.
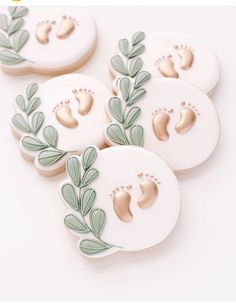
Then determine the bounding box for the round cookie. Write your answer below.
[0,7,96,75]
[11,74,110,176]
[59,146,180,258]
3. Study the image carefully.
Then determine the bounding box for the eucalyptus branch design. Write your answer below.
[106,31,151,146]
[0,6,32,65]
[61,146,119,256]
[12,83,68,167]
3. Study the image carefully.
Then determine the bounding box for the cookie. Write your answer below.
[0,7,96,75]
[59,146,180,258]
[110,32,220,95]
[11,74,110,176]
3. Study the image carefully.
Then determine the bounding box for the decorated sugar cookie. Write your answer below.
[11,74,110,176]
[0,7,96,75]
[110,32,220,95]
[59,146,180,258]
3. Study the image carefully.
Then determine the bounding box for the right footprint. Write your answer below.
[57,16,78,39]
[36,20,55,44]
[174,45,194,70]
[53,100,78,129]
[72,88,94,116]
[156,55,179,78]
[137,173,159,209]
[111,185,133,223]
[175,101,199,134]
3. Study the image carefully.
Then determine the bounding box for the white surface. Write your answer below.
[0,6,235,301]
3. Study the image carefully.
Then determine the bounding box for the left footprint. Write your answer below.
[111,186,133,223]
[53,100,78,128]
[36,20,55,44]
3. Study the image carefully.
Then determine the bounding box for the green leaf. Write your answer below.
[79,239,111,255]
[0,14,8,32]
[12,113,30,132]
[132,31,145,45]
[11,7,29,19]
[8,7,17,16]
[124,107,141,129]
[82,146,97,170]
[81,188,96,216]
[43,126,58,147]
[119,77,131,101]
[127,88,146,106]
[31,112,44,134]
[134,71,151,89]
[110,55,128,75]
[66,156,81,187]
[26,97,41,115]
[8,18,24,36]
[106,124,128,145]
[108,96,123,123]
[80,168,99,188]
[0,33,12,49]
[90,208,106,238]
[26,83,38,100]
[64,214,90,234]
[13,29,29,52]
[118,38,129,57]
[38,149,66,166]
[128,44,145,59]
[129,57,143,77]
[16,95,26,112]
[130,125,144,146]
[61,184,79,210]
[22,136,48,151]
[0,49,24,65]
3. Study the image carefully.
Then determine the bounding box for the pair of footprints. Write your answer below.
[153,102,199,141]
[111,173,160,223]
[53,89,94,128]
[36,15,78,44]
[156,45,194,78]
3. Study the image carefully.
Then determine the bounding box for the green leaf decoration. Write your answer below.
[43,126,58,148]
[118,38,129,57]
[134,71,151,89]
[106,124,128,145]
[110,55,128,75]
[61,184,79,211]
[130,125,144,146]
[82,146,97,170]
[66,156,81,187]
[64,214,90,234]
[13,29,29,52]
[31,112,44,134]
[80,239,111,255]
[127,88,146,106]
[0,33,12,49]
[90,208,106,238]
[0,14,8,32]
[129,57,143,77]
[124,106,141,129]
[11,7,29,19]
[80,169,99,188]
[119,77,131,101]
[108,96,123,123]
[8,18,24,36]
[8,7,17,16]
[128,44,145,59]
[16,95,26,112]
[22,136,48,151]
[12,113,30,132]
[26,97,41,115]
[131,31,145,45]
[0,49,24,65]
[81,188,96,216]
[38,149,65,166]
[26,83,38,101]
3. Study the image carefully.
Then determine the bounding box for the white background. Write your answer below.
[0,6,235,301]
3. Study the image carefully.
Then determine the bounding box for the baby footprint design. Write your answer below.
[53,100,78,128]
[36,20,55,44]
[57,16,78,39]
[111,185,133,223]
[152,108,173,142]
[156,55,179,78]
[174,45,194,70]
[137,173,159,209]
[72,89,94,116]
[175,101,199,134]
